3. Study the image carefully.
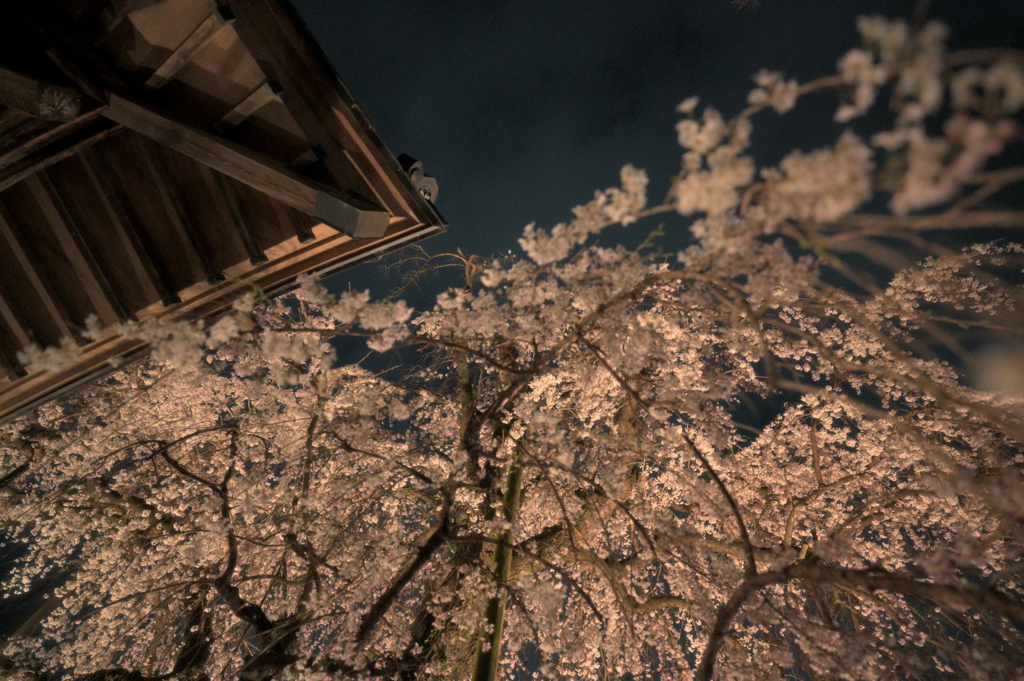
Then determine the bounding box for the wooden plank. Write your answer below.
[145,7,236,90]
[24,172,126,326]
[0,119,122,194]
[136,138,224,284]
[0,66,82,122]
[102,94,391,238]
[0,202,74,340]
[214,79,283,133]
[78,146,180,306]
[202,166,268,265]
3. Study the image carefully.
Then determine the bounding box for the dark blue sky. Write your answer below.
[292,0,1024,307]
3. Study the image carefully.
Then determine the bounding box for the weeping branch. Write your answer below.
[696,561,1024,680]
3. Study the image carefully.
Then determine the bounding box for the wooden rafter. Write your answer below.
[0,202,75,341]
[78,146,181,306]
[214,80,284,133]
[103,94,391,238]
[0,288,31,378]
[145,7,236,90]
[0,106,106,171]
[135,137,224,284]
[0,356,21,381]
[0,287,32,350]
[0,118,122,194]
[0,349,25,380]
[25,172,128,326]
[200,165,268,265]
[271,200,315,244]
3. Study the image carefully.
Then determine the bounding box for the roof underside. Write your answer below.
[0,0,445,421]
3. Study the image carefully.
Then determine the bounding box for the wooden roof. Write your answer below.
[0,0,445,422]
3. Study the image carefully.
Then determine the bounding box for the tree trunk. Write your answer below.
[471,464,523,681]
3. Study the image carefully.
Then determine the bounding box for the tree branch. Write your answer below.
[696,560,1024,680]
[355,496,451,646]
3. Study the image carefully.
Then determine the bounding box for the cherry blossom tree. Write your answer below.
[3,13,1024,681]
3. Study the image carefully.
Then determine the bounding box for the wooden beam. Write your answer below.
[0,66,82,122]
[229,0,444,229]
[214,79,283,133]
[136,137,225,284]
[0,202,75,340]
[78,146,181,306]
[25,172,127,326]
[0,106,106,172]
[145,7,236,90]
[0,118,122,194]
[201,166,268,265]
[102,94,391,238]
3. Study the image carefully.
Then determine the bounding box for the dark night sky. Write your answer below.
[292,0,1024,308]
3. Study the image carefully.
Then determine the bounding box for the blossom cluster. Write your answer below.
[1,13,1023,681]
